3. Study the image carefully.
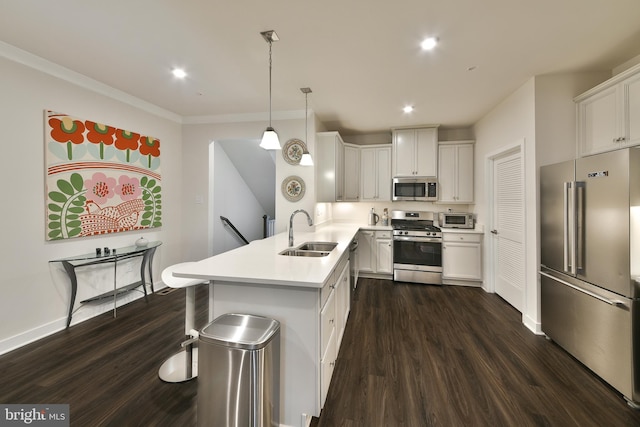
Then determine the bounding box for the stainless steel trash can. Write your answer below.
[197,313,280,427]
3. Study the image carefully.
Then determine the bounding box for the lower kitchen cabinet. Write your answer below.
[442,232,483,286]
[320,257,350,407]
[375,233,393,275]
[358,229,393,278]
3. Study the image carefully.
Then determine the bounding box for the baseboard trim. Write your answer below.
[0,285,161,356]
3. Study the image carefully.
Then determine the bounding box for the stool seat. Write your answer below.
[159,262,207,383]
[161,262,205,289]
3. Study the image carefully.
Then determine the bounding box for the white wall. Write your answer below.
[473,78,537,330]
[181,116,316,262]
[211,142,268,255]
[0,54,183,354]
[473,71,613,334]
[535,72,611,167]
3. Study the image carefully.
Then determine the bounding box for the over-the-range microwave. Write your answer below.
[392,177,438,201]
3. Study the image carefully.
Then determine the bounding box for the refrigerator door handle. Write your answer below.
[563,181,576,275]
[540,271,626,307]
[575,181,585,275]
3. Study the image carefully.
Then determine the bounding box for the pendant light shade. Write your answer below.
[299,87,313,166]
[260,30,281,150]
[260,127,281,150]
[300,151,313,166]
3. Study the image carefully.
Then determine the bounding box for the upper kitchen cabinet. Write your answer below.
[316,131,345,202]
[392,126,438,177]
[343,143,360,201]
[576,63,640,156]
[360,145,391,201]
[438,141,474,204]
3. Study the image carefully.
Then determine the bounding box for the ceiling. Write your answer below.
[2,0,640,135]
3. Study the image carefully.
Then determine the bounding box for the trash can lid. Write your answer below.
[200,313,280,350]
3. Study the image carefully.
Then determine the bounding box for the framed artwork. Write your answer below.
[44,110,162,241]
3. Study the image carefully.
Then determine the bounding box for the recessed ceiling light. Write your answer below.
[403,105,414,113]
[172,68,187,79]
[421,37,438,51]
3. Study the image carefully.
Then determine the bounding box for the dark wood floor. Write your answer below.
[318,279,640,427]
[1,279,639,427]
[0,286,209,427]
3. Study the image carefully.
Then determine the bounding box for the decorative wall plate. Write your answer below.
[282,138,307,165]
[281,175,305,202]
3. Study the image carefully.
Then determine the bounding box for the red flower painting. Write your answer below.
[49,116,86,160]
[85,120,115,159]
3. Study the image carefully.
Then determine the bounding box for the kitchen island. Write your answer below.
[173,223,360,427]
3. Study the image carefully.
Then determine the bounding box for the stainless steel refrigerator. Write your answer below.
[540,147,640,408]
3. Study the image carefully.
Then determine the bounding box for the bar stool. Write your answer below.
[158,262,207,383]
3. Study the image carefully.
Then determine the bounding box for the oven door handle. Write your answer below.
[393,236,441,243]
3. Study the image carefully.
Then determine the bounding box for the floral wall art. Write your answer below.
[44,110,162,240]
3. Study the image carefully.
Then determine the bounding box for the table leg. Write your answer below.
[113,257,117,318]
[61,261,77,328]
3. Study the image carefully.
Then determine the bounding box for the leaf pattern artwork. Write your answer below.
[45,111,162,240]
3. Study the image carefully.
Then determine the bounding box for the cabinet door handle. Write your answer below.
[490,229,498,234]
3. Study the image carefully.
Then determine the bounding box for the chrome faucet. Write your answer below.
[289,209,313,247]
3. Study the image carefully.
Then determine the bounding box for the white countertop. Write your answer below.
[440,224,484,234]
[172,223,361,289]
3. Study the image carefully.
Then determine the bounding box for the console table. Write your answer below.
[50,241,162,328]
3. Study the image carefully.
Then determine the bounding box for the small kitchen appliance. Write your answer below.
[368,208,379,226]
[438,212,474,229]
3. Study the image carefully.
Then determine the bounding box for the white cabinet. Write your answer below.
[320,288,336,407]
[334,259,350,348]
[392,127,438,177]
[316,131,344,202]
[438,141,474,204]
[442,232,483,286]
[576,64,640,156]
[343,143,360,201]
[357,230,375,274]
[320,256,350,408]
[375,233,393,274]
[358,230,393,277]
[360,145,391,201]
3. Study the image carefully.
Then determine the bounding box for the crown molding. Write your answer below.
[182,109,307,125]
[0,41,182,123]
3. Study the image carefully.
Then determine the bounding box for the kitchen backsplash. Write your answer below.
[328,202,473,225]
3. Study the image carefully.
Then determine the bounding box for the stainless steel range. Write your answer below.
[391,210,442,285]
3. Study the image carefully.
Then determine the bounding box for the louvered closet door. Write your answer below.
[492,151,525,312]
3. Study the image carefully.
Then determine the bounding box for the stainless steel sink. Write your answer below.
[279,249,331,257]
[296,242,338,252]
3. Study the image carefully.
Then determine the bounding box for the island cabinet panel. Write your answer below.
[209,255,351,425]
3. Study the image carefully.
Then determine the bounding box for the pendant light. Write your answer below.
[259,30,281,150]
[299,87,313,166]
